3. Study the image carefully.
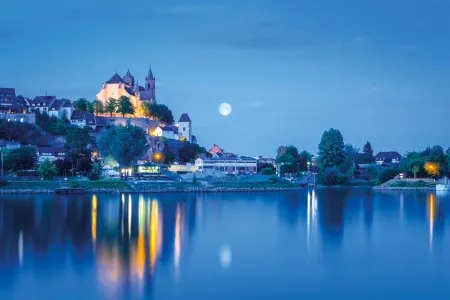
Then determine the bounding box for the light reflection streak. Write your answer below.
[307,188,317,251]
[136,197,146,280]
[174,204,181,279]
[128,197,132,238]
[92,195,98,249]
[149,200,161,273]
[428,193,436,253]
[18,230,23,266]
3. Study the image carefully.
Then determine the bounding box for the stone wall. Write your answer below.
[0,113,36,124]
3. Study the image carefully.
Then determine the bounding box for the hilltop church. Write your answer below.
[96,66,156,108]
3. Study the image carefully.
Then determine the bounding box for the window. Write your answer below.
[183,127,186,131]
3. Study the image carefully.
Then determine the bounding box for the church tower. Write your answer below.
[145,65,155,91]
[123,69,135,88]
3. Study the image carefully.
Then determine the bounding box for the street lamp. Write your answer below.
[307,161,311,173]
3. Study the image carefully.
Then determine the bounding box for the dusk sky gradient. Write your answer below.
[1,0,449,157]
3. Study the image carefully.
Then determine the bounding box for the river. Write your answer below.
[0,189,449,299]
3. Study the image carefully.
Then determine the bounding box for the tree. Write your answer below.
[178,142,205,163]
[323,166,347,186]
[344,144,359,163]
[377,167,402,185]
[93,100,104,115]
[65,126,94,154]
[98,124,147,167]
[38,159,58,180]
[55,158,72,176]
[140,102,157,119]
[412,165,420,179]
[317,128,346,173]
[117,96,134,117]
[73,98,90,112]
[260,165,276,175]
[154,104,174,124]
[88,161,102,180]
[298,151,312,172]
[162,142,175,164]
[276,145,299,174]
[362,141,375,163]
[4,147,37,172]
[105,98,117,117]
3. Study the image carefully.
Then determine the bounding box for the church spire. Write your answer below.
[147,65,154,80]
[133,80,140,92]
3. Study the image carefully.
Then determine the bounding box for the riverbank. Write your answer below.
[0,180,305,194]
[372,179,436,190]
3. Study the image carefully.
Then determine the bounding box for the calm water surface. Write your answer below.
[1,189,450,299]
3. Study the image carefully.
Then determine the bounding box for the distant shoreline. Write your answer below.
[0,186,306,194]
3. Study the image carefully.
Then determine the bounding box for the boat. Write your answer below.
[436,178,450,191]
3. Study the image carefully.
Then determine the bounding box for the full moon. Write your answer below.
[219,103,232,116]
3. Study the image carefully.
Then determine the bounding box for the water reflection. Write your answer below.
[1,190,450,299]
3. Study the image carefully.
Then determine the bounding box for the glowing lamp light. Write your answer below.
[153,152,163,162]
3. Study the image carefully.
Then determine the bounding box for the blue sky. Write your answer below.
[1,0,449,157]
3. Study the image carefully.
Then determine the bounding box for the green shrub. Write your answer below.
[69,180,81,188]
[261,166,276,175]
[322,166,348,185]
[377,167,402,185]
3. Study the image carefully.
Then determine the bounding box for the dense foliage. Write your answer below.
[105,98,117,117]
[117,96,135,117]
[140,102,175,124]
[377,167,402,185]
[178,142,207,163]
[0,119,42,145]
[36,111,67,135]
[38,159,58,180]
[73,98,93,113]
[4,147,36,172]
[276,145,312,174]
[317,129,353,185]
[99,124,148,167]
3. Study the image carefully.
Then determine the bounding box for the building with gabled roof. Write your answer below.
[96,66,156,112]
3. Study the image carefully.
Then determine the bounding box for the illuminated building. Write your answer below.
[96,67,156,111]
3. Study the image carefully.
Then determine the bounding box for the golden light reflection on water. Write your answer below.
[427,193,436,252]
[136,197,146,280]
[149,199,162,274]
[92,195,98,249]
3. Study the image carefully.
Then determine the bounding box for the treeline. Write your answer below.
[72,97,174,124]
[280,128,450,186]
[99,123,207,168]
[0,118,100,179]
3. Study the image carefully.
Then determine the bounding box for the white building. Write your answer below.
[375,151,403,165]
[37,147,67,162]
[28,96,56,114]
[154,125,179,140]
[178,113,192,142]
[195,156,257,174]
[70,110,96,128]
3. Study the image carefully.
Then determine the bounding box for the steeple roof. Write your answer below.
[105,73,124,84]
[146,65,154,79]
[125,69,133,77]
[133,80,140,92]
[178,113,191,122]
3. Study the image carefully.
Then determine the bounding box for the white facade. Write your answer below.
[37,148,67,162]
[154,126,178,140]
[70,119,86,127]
[178,121,190,141]
[195,157,257,174]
